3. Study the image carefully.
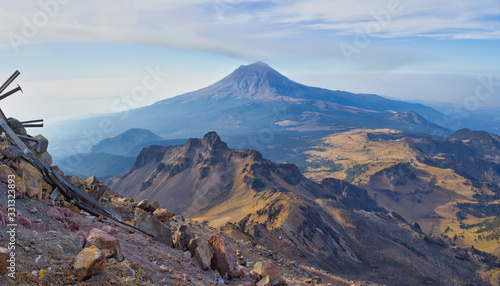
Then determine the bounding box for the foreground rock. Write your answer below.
[133,208,172,246]
[173,224,193,251]
[253,261,283,285]
[1,145,22,160]
[85,228,120,259]
[73,245,106,280]
[257,275,272,286]
[84,175,99,188]
[191,239,214,270]
[153,208,173,222]
[34,134,52,165]
[19,160,43,200]
[208,234,237,279]
[136,199,150,210]
[0,165,26,197]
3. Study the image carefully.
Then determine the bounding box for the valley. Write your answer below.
[304,128,500,254]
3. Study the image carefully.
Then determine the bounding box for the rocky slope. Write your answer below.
[110,131,493,285]
[304,128,500,256]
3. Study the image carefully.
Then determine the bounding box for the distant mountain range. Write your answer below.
[123,61,450,137]
[91,128,163,156]
[52,61,456,170]
[57,128,187,179]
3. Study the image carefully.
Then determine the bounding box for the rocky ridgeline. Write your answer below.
[0,128,359,285]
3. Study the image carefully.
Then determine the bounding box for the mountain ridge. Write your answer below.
[303,128,500,255]
[50,62,453,165]
[91,128,163,156]
[155,62,447,123]
[109,131,483,285]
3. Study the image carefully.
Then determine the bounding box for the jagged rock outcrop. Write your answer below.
[111,131,353,217]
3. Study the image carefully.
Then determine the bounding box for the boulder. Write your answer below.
[0,140,8,150]
[42,181,54,199]
[136,199,150,210]
[85,176,99,189]
[235,265,253,278]
[48,207,64,221]
[110,259,136,277]
[85,228,120,259]
[38,151,53,166]
[87,184,107,201]
[133,208,172,246]
[208,234,237,278]
[0,165,26,197]
[151,200,160,209]
[19,160,43,199]
[73,245,105,280]
[257,275,272,286]
[192,239,214,270]
[153,208,173,222]
[173,225,193,251]
[67,176,86,190]
[253,261,282,285]
[7,118,27,136]
[187,238,198,255]
[52,165,64,175]
[0,247,10,275]
[34,134,49,153]
[1,145,22,160]
[48,206,76,223]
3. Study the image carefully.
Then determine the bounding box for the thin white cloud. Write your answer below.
[271,0,500,39]
[1,0,498,56]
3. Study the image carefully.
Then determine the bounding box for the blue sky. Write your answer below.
[0,0,499,126]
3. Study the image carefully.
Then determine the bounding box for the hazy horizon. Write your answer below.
[0,1,499,125]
